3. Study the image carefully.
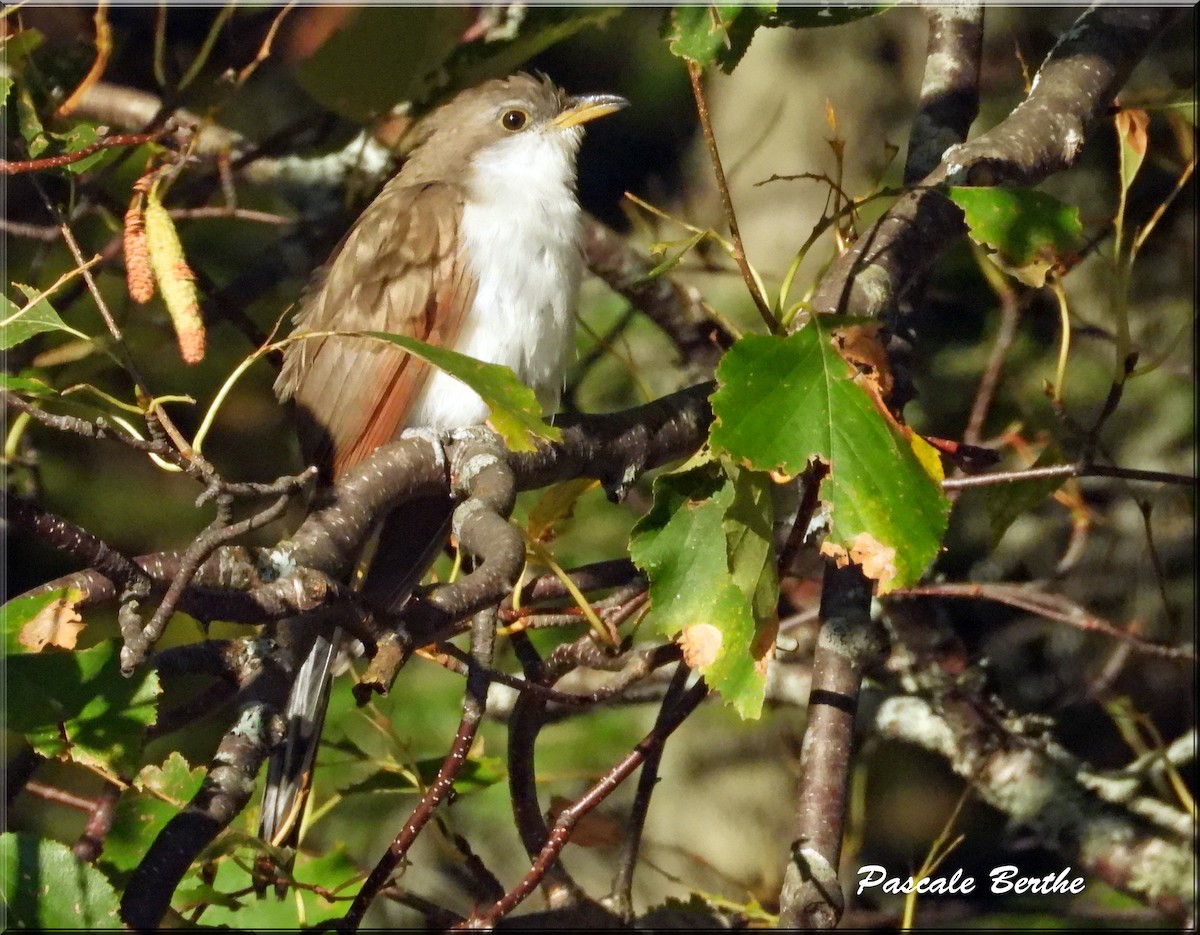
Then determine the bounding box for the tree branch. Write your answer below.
[809,6,1175,320]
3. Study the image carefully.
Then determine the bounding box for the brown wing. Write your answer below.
[276,180,476,480]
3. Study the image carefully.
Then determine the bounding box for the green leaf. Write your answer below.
[0,372,55,396]
[642,228,712,283]
[446,8,623,95]
[1,287,90,350]
[362,331,560,451]
[946,186,1083,285]
[339,755,505,797]
[14,85,49,158]
[709,322,949,592]
[630,457,772,717]
[6,640,161,777]
[190,843,359,927]
[0,28,45,76]
[51,121,109,174]
[665,5,768,72]
[0,832,122,929]
[99,753,206,882]
[525,478,599,542]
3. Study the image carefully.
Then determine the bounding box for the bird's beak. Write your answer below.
[554,93,629,129]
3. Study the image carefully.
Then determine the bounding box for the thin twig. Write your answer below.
[686,59,777,334]
[1,129,171,175]
[942,462,1195,490]
[342,608,499,931]
[608,663,691,919]
[892,581,1195,662]
[124,490,299,670]
[463,674,709,928]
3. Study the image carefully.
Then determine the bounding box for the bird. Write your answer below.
[257,73,627,859]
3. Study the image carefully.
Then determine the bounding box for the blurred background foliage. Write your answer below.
[3,4,1194,928]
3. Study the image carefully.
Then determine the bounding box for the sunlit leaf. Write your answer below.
[100,753,206,882]
[363,331,561,451]
[0,833,121,929]
[946,186,1083,286]
[630,457,772,717]
[14,587,86,652]
[50,121,109,174]
[1,290,88,350]
[0,372,55,396]
[6,640,161,776]
[665,5,766,72]
[709,322,949,592]
[3,588,82,654]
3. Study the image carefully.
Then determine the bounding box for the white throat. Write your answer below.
[406,128,584,431]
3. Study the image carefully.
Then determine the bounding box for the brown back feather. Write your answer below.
[275,180,475,480]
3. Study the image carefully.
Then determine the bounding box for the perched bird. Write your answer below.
[259,73,627,855]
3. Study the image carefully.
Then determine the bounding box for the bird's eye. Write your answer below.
[501,109,529,132]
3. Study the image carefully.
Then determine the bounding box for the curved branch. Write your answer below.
[904,4,984,184]
[810,6,1176,319]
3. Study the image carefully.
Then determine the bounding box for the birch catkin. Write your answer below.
[144,187,205,364]
[124,192,155,305]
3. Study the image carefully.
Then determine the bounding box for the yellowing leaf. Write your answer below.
[709,322,948,593]
[1116,108,1150,197]
[18,588,86,651]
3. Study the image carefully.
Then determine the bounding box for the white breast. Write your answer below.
[406,126,584,431]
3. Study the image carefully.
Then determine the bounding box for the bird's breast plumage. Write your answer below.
[405,126,584,430]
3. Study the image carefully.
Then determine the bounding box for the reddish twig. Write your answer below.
[23,781,101,813]
[891,582,1195,662]
[1,130,171,175]
[462,673,710,928]
[607,663,691,919]
[341,608,498,931]
[72,781,122,863]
